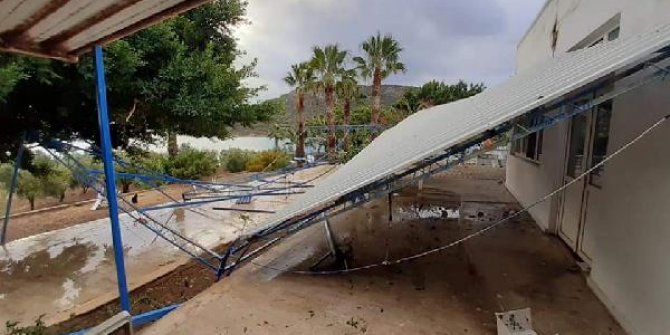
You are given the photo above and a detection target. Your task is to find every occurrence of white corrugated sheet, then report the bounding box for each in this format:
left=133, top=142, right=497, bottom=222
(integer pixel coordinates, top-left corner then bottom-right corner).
left=0, top=0, right=210, bottom=61
left=258, top=23, right=670, bottom=233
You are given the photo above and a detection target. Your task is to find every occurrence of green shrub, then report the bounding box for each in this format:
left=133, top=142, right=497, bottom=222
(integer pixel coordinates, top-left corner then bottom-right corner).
left=29, top=153, right=56, bottom=178
left=164, top=145, right=218, bottom=180
left=113, top=151, right=168, bottom=192
left=0, top=187, right=6, bottom=213
left=68, top=153, right=102, bottom=194
left=134, top=153, right=169, bottom=189
left=17, top=171, right=41, bottom=210
left=0, top=163, right=13, bottom=187
left=40, top=166, right=70, bottom=202
left=245, top=150, right=290, bottom=172
left=220, top=149, right=252, bottom=173
left=141, top=153, right=168, bottom=175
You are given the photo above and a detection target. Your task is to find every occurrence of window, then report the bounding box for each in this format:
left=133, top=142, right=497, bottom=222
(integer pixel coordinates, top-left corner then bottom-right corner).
left=570, top=16, right=621, bottom=52
left=607, top=27, right=620, bottom=41
left=589, top=100, right=612, bottom=187
left=565, top=91, right=613, bottom=185
left=587, top=26, right=620, bottom=49
left=567, top=113, right=587, bottom=178
left=589, top=37, right=604, bottom=47
left=512, top=129, right=544, bottom=162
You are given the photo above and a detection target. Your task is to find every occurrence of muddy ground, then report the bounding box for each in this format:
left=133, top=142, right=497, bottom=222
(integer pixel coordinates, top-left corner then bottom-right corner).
left=140, top=166, right=624, bottom=335
left=45, top=246, right=221, bottom=334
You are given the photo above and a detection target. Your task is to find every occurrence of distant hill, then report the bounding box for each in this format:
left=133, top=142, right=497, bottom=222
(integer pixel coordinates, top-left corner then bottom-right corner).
left=232, top=85, right=413, bottom=136
left=278, top=84, right=413, bottom=124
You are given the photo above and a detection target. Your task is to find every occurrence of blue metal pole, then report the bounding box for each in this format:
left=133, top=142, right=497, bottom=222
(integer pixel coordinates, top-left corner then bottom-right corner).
left=94, top=45, right=131, bottom=312
left=1, top=136, right=26, bottom=245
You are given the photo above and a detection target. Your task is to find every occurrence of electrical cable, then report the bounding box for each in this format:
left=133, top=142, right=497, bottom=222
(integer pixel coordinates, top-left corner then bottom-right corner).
left=248, top=114, right=669, bottom=276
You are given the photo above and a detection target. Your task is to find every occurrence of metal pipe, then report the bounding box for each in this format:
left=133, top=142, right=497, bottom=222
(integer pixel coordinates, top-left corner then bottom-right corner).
left=212, top=207, right=276, bottom=213
left=1, top=136, right=26, bottom=245
left=324, top=215, right=337, bottom=256
left=94, top=45, right=131, bottom=313
left=388, top=193, right=393, bottom=222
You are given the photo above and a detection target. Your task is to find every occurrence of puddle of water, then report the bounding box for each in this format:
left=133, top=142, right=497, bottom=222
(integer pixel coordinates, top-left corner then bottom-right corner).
left=459, top=202, right=511, bottom=224
left=396, top=205, right=460, bottom=221
left=0, top=207, right=252, bottom=325
left=58, top=278, right=81, bottom=307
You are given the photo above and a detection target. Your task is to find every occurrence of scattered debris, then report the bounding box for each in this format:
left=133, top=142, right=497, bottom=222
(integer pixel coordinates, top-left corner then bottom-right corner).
left=495, top=308, right=537, bottom=335
left=346, top=316, right=368, bottom=333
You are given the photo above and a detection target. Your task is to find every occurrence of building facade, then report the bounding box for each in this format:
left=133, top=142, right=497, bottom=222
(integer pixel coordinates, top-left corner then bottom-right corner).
left=506, top=1, right=670, bottom=334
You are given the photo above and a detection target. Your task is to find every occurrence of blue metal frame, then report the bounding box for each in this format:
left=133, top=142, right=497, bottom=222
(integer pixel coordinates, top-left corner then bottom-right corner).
left=66, top=304, right=181, bottom=335
left=1, top=134, right=26, bottom=245
left=41, top=142, right=330, bottom=278
left=94, top=45, right=131, bottom=312
left=131, top=304, right=181, bottom=327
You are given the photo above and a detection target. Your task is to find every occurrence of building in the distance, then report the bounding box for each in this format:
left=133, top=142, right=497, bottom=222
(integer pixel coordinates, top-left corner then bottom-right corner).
left=506, top=1, right=670, bottom=334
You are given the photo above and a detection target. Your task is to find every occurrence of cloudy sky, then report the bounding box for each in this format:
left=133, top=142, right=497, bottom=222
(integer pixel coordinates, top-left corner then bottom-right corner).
left=234, top=0, right=546, bottom=101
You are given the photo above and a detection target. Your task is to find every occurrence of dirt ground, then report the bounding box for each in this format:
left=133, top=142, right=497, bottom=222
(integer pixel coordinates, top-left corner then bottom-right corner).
left=139, top=166, right=625, bottom=335
left=2, top=170, right=251, bottom=242
left=45, top=246, right=222, bottom=335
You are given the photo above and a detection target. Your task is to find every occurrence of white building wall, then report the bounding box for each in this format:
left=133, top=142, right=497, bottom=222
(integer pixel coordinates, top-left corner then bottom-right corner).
left=587, top=78, right=670, bottom=335
left=507, top=1, right=670, bottom=334
left=506, top=121, right=566, bottom=231
left=517, top=0, right=670, bottom=73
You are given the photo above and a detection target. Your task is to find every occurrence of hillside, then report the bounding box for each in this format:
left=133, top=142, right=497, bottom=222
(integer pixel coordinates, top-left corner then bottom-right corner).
left=278, top=84, right=412, bottom=124
left=232, top=85, right=413, bottom=136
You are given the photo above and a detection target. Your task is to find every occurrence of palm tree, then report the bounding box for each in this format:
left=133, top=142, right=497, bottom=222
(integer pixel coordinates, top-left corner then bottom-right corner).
left=336, top=69, right=358, bottom=153
left=310, top=44, right=347, bottom=160
left=353, top=32, right=406, bottom=127
left=283, top=62, right=315, bottom=164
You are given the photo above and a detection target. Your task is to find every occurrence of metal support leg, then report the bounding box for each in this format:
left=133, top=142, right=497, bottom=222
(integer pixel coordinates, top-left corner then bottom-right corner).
left=324, top=216, right=337, bottom=256
left=1, top=137, right=25, bottom=245
left=94, top=45, right=131, bottom=313
left=388, top=193, right=393, bottom=222
left=216, top=247, right=232, bottom=280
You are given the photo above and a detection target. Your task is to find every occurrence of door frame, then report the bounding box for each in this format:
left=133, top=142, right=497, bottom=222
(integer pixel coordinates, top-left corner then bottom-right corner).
left=557, top=97, right=597, bottom=263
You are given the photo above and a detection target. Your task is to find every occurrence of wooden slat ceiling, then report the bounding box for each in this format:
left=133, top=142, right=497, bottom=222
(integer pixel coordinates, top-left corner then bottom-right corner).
left=0, top=0, right=212, bottom=62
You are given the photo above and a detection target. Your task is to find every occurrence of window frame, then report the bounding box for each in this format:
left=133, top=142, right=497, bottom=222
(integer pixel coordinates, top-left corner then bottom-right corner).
left=587, top=95, right=614, bottom=188
left=511, top=128, right=544, bottom=164
left=587, top=26, right=620, bottom=48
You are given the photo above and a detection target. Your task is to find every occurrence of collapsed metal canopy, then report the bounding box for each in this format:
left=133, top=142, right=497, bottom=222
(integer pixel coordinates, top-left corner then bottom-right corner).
left=249, top=24, right=670, bottom=242
left=0, top=0, right=211, bottom=62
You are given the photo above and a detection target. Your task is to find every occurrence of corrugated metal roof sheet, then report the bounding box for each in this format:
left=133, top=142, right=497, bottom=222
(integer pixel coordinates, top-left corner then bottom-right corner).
left=0, top=0, right=211, bottom=62
left=256, top=23, right=670, bottom=235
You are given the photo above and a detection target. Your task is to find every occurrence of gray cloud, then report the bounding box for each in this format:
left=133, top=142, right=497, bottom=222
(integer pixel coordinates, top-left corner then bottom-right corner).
left=235, top=0, right=546, bottom=101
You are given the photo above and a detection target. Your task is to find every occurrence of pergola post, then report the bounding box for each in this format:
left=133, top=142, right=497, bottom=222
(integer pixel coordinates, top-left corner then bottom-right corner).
left=1, top=135, right=25, bottom=245
left=94, top=45, right=131, bottom=313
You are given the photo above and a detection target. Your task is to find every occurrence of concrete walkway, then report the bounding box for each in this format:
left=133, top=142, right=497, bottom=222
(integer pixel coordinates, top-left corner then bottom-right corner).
left=141, top=166, right=624, bottom=335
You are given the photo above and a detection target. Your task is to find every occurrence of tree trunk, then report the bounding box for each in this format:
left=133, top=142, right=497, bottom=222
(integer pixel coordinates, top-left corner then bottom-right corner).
left=59, top=193, right=65, bottom=203
left=122, top=182, right=131, bottom=194
left=371, top=67, right=382, bottom=127
left=343, top=98, right=351, bottom=153
left=325, top=85, right=337, bottom=160
left=295, top=92, right=306, bottom=166
left=29, top=198, right=35, bottom=210
left=167, top=131, right=179, bottom=158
